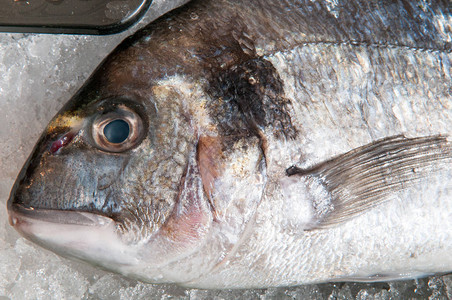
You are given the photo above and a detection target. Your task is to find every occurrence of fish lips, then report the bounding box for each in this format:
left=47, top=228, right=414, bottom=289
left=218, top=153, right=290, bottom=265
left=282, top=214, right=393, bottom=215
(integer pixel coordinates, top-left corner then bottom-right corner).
left=8, top=203, right=109, bottom=227
left=8, top=202, right=140, bottom=268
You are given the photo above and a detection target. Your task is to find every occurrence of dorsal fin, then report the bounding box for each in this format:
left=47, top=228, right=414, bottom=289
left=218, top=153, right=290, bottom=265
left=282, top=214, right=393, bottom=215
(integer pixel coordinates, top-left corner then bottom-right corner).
left=287, top=135, right=452, bottom=229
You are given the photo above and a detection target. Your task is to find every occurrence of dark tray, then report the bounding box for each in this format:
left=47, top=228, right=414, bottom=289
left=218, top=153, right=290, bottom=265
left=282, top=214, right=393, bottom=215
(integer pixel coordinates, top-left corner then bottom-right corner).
left=0, top=0, right=152, bottom=34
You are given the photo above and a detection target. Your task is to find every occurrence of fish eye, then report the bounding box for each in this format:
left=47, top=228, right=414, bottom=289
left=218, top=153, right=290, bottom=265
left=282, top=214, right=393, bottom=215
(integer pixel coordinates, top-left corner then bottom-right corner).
left=103, top=119, right=130, bottom=144
left=92, top=105, right=144, bottom=152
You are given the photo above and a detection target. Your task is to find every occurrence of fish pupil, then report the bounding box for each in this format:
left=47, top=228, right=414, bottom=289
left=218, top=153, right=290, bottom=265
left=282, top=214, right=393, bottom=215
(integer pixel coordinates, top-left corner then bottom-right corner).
left=103, top=119, right=130, bottom=144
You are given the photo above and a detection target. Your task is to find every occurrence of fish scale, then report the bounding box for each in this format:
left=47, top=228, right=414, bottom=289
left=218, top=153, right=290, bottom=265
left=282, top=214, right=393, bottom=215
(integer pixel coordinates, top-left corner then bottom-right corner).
left=266, top=44, right=451, bottom=160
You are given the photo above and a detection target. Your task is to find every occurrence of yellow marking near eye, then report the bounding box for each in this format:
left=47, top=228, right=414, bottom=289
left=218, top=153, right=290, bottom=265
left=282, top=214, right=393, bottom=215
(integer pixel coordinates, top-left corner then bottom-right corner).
left=47, top=113, right=83, bottom=133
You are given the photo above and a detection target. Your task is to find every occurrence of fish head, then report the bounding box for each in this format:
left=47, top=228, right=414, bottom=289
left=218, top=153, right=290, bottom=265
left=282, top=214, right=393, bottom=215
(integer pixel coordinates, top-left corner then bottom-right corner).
left=7, top=7, right=269, bottom=284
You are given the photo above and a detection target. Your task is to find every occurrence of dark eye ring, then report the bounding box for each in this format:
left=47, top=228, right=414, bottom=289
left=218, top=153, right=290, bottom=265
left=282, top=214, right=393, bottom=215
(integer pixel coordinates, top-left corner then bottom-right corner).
left=92, top=105, right=144, bottom=152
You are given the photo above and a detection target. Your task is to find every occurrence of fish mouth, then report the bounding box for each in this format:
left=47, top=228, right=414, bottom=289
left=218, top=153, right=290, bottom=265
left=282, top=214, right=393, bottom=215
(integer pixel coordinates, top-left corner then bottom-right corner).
left=8, top=203, right=112, bottom=228
left=8, top=203, right=139, bottom=268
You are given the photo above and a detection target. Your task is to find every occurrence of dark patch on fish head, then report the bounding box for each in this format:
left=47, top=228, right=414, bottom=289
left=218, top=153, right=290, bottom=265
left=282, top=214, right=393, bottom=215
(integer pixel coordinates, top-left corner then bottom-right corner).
left=133, top=0, right=297, bottom=141
left=206, top=56, right=297, bottom=140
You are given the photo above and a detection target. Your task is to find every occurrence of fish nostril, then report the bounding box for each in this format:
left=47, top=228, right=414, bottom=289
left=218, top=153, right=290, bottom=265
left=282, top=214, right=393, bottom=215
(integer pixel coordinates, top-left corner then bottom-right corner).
left=50, top=131, right=75, bottom=154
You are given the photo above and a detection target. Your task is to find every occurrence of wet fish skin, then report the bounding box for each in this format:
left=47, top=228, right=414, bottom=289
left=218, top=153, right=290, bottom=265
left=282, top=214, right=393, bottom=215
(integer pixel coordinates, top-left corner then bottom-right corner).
left=7, top=0, right=452, bottom=288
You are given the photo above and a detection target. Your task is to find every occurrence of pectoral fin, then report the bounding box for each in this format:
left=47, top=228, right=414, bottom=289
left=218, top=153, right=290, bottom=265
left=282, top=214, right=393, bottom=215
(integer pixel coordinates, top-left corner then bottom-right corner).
left=287, top=135, right=452, bottom=230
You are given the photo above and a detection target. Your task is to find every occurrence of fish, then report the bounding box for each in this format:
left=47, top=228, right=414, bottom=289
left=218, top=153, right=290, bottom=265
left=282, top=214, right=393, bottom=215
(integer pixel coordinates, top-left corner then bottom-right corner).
left=6, top=0, right=452, bottom=289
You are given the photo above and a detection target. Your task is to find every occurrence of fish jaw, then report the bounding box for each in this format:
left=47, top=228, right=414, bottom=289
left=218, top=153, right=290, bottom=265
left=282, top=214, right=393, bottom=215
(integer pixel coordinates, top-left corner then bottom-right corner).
left=8, top=203, right=141, bottom=269
left=6, top=146, right=220, bottom=284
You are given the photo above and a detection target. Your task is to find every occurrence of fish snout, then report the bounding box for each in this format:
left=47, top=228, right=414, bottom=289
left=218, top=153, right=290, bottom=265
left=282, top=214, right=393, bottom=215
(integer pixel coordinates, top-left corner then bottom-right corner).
left=7, top=142, right=40, bottom=222
left=7, top=124, right=74, bottom=212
